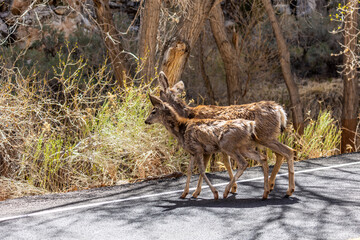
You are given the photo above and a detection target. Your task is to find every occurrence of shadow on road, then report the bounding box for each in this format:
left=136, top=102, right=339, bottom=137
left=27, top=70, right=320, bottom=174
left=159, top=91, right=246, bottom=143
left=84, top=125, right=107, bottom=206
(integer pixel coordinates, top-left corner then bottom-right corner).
left=157, top=195, right=300, bottom=212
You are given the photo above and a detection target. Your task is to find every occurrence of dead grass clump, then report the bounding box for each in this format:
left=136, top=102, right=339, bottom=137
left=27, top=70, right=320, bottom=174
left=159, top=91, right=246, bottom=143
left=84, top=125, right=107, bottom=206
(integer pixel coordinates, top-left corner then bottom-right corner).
left=0, top=177, right=47, bottom=201
left=278, top=110, right=341, bottom=161
left=0, top=47, right=113, bottom=193
left=0, top=47, right=188, bottom=200
left=300, top=79, right=343, bottom=121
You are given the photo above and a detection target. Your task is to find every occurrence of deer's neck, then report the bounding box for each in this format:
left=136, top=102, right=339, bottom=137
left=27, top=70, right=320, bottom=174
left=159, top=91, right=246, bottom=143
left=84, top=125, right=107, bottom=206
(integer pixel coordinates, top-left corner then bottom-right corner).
left=164, top=115, right=187, bottom=146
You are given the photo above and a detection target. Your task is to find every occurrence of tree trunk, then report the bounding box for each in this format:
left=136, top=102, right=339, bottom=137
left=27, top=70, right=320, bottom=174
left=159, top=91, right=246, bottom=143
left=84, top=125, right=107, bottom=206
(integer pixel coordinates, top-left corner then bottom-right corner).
left=341, top=0, right=359, bottom=153
left=209, top=3, right=242, bottom=105
left=94, top=0, right=129, bottom=88
left=161, top=0, right=220, bottom=87
left=262, top=0, right=304, bottom=134
left=138, top=0, right=161, bottom=83
left=198, top=32, right=216, bottom=105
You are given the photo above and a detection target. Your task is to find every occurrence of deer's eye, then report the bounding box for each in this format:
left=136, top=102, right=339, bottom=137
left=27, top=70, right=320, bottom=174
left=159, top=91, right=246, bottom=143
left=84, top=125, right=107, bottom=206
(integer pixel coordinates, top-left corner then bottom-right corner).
left=151, top=110, right=156, bottom=115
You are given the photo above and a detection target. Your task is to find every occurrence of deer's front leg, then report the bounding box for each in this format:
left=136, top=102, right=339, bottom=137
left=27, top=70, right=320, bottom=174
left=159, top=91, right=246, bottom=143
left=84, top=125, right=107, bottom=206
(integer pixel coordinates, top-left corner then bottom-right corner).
left=196, top=154, right=219, bottom=200
left=192, top=154, right=211, bottom=198
left=180, top=155, right=195, bottom=199
left=222, top=152, right=237, bottom=193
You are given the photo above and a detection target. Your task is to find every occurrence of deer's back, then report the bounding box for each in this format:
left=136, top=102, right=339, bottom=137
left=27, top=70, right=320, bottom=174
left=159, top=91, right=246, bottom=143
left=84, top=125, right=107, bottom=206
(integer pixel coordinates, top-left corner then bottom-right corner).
left=190, top=101, right=283, bottom=141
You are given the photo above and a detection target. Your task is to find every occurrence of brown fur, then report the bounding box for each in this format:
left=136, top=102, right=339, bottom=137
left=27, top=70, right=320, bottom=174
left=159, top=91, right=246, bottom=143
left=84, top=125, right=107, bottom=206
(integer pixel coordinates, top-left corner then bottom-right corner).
left=145, top=95, right=270, bottom=200
left=158, top=71, right=295, bottom=197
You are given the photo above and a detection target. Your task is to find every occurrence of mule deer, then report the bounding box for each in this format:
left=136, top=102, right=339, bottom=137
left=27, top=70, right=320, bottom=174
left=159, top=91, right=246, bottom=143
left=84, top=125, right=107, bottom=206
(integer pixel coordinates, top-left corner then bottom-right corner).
left=145, top=94, right=270, bottom=199
left=158, top=72, right=295, bottom=197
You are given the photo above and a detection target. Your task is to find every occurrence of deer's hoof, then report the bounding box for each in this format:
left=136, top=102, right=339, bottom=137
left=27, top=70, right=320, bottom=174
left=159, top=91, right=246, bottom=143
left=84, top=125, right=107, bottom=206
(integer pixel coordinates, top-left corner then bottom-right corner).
left=180, top=192, right=188, bottom=199
left=214, top=191, right=219, bottom=200
left=262, top=191, right=269, bottom=200
left=192, top=191, right=200, bottom=198
left=230, top=184, right=237, bottom=194
left=223, top=191, right=229, bottom=199
left=285, top=188, right=295, bottom=197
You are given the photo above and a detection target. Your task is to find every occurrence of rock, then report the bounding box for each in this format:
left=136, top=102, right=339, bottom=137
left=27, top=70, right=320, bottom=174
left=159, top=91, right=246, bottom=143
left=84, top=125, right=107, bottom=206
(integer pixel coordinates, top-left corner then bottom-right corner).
left=54, top=6, right=70, bottom=15
left=274, top=4, right=291, bottom=15
left=0, top=18, right=7, bottom=36
left=297, top=0, right=316, bottom=17
left=14, top=4, right=95, bottom=48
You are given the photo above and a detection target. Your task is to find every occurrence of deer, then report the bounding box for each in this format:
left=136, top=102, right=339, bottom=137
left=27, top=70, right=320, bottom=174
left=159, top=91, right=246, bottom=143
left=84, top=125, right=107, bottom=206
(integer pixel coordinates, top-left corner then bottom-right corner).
left=145, top=94, right=270, bottom=200
left=157, top=71, right=295, bottom=198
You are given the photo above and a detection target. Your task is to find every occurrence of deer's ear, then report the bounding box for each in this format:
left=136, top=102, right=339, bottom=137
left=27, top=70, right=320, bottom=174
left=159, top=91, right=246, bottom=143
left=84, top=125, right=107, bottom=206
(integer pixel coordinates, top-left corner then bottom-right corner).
left=158, top=71, right=169, bottom=90
left=149, top=94, right=163, bottom=107
left=172, top=81, right=185, bottom=95
left=159, top=90, right=167, bottom=101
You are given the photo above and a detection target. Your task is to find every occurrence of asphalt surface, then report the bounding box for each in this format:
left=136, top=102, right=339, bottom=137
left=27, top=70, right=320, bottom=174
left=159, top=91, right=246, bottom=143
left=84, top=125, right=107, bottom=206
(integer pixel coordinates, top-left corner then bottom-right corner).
left=1, top=153, right=360, bottom=240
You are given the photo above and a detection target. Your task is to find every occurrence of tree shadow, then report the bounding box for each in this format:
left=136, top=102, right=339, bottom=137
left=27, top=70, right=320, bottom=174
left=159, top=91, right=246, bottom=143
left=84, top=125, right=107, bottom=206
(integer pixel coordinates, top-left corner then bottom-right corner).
left=157, top=194, right=300, bottom=212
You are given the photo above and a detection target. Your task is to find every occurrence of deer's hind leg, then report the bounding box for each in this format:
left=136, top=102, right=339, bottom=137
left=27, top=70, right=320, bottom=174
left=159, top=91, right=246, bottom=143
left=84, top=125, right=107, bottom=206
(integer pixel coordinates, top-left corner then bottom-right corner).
left=243, top=150, right=270, bottom=199
left=269, top=153, right=284, bottom=192
left=223, top=151, right=248, bottom=199
left=260, top=139, right=295, bottom=197
left=192, top=153, right=211, bottom=198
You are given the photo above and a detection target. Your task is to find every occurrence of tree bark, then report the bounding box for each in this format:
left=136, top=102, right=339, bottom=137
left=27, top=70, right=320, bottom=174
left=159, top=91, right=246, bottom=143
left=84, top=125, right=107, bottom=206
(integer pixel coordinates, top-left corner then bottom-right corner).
left=198, top=32, right=216, bottom=105
left=262, top=0, right=304, bottom=134
left=138, top=0, right=161, bottom=83
left=94, top=0, right=129, bottom=88
left=341, top=0, right=359, bottom=153
left=209, top=3, right=242, bottom=105
left=161, top=0, right=220, bottom=87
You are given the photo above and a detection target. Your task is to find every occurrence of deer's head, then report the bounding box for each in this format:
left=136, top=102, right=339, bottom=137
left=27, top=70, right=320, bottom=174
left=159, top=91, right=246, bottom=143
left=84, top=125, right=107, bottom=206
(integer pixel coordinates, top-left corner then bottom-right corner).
left=145, top=94, right=164, bottom=125
left=145, top=94, right=177, bottom=125
left=145, top=93, right=185, bottom=137
left=158, top=71, right=188, bottom=117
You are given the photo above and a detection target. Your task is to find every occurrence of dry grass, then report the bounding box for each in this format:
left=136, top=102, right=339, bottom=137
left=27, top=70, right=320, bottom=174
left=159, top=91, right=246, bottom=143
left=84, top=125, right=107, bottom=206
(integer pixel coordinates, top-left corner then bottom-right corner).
left=242, top=77, right=344, bottom=123
left=279, top=110, right=341, bottom=161
left=0, top=177, right=47, bottom=201
left=300, top=79, right=343, bottom=121
left=0, top=47, right=188, bottom=200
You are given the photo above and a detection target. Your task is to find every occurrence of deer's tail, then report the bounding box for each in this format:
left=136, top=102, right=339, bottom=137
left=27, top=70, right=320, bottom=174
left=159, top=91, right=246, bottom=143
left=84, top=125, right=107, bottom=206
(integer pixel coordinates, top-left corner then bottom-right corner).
left=278, top=106, right=287, bottom=133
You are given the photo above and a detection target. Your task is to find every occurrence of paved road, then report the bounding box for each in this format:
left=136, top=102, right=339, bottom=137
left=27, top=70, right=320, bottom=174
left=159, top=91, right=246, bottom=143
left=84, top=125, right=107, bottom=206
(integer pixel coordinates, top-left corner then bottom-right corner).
left=1, top=153, right=360, bottom=240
